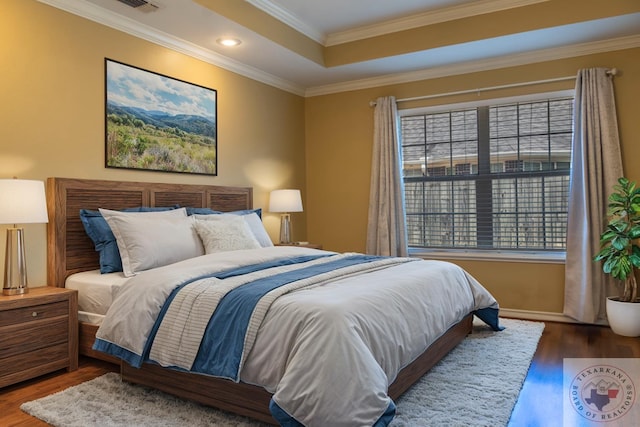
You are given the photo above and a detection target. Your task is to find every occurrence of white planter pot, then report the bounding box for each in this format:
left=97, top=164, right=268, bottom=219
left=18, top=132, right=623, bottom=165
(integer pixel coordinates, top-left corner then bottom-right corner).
left=606, top=297, right=640, bottom=337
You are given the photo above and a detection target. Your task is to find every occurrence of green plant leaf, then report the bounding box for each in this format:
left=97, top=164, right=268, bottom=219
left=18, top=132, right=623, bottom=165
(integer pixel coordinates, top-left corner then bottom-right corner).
left=596, top=177, right=640, bottom=282
left=599, top=230, right=617, bottom=243
left=603, top=257, right=614, bottom=274
left=619, top=257, right=632, bottom=280
left=630, top=253, right=640, bottom=268
left=610, top=221, right=627, bottom=233
left=610, top=193, right=626, bottom=204
left=594, top=246, right=613, bottom=261
left=612, top=236, right=630, bottom=250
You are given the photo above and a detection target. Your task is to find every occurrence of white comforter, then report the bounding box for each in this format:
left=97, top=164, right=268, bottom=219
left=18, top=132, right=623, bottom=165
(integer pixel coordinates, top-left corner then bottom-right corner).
left=95, top=246, right=499, bottom=427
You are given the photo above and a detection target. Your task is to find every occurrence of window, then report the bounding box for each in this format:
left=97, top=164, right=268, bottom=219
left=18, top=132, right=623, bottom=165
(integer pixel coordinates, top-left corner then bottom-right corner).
left=400, top=94, right=573, bottom=251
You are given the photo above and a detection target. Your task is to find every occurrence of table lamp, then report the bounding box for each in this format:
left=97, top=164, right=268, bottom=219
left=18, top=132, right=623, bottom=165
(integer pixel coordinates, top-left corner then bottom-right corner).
left=0, top=179, right=49, bottom=295
left=269, top=189, right=303, bottom=244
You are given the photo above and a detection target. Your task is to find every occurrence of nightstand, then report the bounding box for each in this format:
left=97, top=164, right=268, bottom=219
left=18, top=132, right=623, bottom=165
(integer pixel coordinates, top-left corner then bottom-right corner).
left=0, top=287, right=78, bottom=388
left=276, top=242, right=323, bottom=250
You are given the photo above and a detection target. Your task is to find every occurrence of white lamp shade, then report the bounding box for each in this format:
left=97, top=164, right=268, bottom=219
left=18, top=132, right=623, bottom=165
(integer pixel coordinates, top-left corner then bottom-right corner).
left=269, top=189, right=303, bottom=213
left=0, top=179, right=49, bottom=224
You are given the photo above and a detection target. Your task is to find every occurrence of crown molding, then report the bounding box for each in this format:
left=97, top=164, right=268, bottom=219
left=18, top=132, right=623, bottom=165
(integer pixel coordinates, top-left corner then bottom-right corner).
left=245, top=0, right=325, bottom=44
left=34, top=1, right=640, bottom=99
left=305, top=34, right=640, bottom=97
left=246, top=0, right=549, bottom=47
left=36, top=0, right=306, bottom=96
left=324, top=0, right=549, bottom=46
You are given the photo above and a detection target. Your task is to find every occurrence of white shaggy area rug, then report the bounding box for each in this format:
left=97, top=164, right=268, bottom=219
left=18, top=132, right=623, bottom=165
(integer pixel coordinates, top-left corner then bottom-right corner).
left=21, top=318, right=543, bottom=427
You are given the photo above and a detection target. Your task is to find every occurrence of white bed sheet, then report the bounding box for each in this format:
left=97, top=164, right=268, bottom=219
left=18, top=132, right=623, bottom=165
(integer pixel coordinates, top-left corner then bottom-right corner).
left=65, top=269, right=129, bottom=325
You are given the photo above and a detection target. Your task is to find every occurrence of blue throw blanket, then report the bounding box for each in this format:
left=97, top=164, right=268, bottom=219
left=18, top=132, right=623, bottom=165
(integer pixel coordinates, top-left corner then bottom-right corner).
left=191, top=254, right=397, bottom=380
left=94, top=254, right=332, bottom=365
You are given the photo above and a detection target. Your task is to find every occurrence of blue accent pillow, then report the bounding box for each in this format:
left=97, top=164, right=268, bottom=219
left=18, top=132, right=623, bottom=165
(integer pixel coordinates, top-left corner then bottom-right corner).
left=185, top=207, right=223, bottom=215
left=80, top=206, right=178, bottom=274
left=185, top=207, right=261, bottom=219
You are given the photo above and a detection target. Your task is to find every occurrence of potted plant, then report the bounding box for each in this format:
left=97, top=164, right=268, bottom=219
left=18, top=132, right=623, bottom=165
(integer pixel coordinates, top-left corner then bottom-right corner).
left=594, top=177, right=640, bottom=336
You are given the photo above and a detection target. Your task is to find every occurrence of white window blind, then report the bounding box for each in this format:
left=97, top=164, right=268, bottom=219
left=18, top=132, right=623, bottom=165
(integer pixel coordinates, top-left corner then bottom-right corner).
left=401, top=96, right=573, bottom=251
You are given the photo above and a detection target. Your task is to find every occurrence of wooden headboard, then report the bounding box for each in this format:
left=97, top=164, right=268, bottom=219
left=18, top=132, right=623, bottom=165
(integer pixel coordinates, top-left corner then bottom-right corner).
left=46, top=177, right=253, bottom=288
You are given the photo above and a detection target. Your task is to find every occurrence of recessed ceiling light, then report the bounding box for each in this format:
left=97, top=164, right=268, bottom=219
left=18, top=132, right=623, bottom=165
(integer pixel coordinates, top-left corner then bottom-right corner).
left=216, top=38, right=242, bottom=47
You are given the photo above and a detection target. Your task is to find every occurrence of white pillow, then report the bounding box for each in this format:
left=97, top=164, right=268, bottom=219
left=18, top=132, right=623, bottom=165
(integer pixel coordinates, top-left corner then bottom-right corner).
left=194, top=212, right=273, bottom=247
left=242, top=212, right=274, bottom=247
left=194, top=216, right=261, bottom=253
left=99, top=208, right=204, bottom=277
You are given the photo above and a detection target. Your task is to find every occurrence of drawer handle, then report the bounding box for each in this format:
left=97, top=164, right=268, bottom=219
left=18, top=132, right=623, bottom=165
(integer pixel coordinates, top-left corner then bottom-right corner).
left=32, top=311, right=38, bottom=317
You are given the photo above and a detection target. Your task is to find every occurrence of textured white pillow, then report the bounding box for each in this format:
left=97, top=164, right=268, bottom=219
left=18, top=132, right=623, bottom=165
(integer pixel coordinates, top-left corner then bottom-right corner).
left=194, top=212, right=273, bottom=247
left=194, top=216, right=261, bottom=253
left=99, top=208, right=204, bottom=277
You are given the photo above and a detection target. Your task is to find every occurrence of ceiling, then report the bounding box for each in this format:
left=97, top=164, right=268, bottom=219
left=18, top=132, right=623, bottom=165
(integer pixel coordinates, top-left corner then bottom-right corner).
left=39, top=0, right=640, bottom=96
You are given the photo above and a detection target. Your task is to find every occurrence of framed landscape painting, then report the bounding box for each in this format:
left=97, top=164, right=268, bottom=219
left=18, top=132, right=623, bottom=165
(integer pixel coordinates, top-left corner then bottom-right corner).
left=105, top=59, right=217, bottom=175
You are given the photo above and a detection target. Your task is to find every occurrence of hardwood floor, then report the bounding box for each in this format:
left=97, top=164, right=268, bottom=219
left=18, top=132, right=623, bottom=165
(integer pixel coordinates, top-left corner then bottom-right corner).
left=508, top=321, right=640, bottom=427
left=1, top=321, right=638, bottom=426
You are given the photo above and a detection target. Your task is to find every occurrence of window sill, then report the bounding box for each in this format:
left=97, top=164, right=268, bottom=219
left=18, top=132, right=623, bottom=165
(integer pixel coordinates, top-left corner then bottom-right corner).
left=408, top=248, right=566, bottom=264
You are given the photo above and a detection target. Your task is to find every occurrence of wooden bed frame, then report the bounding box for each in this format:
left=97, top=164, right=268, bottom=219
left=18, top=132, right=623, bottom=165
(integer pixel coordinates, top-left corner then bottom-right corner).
left=47, top=176, right=473, bottom=425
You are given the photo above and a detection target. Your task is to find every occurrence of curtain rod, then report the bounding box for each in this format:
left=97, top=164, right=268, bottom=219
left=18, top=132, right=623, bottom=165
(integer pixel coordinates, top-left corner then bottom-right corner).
left=369, top=68, right=618, bottom=106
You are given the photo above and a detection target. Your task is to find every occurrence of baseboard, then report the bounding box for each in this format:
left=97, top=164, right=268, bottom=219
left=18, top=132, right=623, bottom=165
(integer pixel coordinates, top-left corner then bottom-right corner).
left=499, top=308, right=608, bottom=325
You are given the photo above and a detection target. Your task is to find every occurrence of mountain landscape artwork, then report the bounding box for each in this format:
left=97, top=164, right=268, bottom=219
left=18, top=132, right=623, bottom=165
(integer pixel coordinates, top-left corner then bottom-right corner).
left=105, top=59, right=217, bottom=175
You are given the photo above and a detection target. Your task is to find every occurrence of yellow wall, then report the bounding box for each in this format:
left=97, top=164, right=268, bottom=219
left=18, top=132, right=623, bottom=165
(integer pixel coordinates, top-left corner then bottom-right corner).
left=0, top=0, right=306, bottom=286
left=305, top=48, right=640, bottom=314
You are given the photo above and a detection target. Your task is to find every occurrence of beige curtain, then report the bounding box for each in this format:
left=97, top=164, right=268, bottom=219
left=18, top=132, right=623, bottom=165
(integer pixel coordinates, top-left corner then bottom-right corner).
left=564, top=68, right=622, bottom=323
left=366, top=96, right=408, bottom=257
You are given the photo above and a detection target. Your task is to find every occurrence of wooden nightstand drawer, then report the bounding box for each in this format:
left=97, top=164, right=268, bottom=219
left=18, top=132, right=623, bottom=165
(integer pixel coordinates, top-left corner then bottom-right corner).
left=0, top=301, right=68, bottom=327
left=1, top=343, right=70, bottom=388
left=0, top=287, right=78, bottom=388
left=0, top=316, right=69, bottom=359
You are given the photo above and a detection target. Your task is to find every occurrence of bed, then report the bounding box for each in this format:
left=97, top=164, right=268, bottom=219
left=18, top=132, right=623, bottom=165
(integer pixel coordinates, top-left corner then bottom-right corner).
left=46, top=177, right=500, bottom=426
